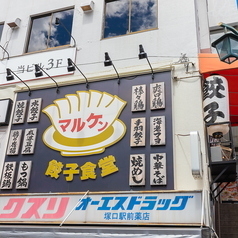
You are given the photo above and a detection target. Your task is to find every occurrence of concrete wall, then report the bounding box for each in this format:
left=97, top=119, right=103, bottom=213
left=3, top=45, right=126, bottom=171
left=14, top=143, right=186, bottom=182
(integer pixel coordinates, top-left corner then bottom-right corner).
left=0, top=0, right=209, bottom=196
left=0, top=0, right=200, bottom=68
left=207, top=0, right=238, bottom=28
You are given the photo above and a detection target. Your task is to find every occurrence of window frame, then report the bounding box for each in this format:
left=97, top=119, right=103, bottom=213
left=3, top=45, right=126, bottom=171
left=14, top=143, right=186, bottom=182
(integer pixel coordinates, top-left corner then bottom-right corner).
left=102, top=0, right=158, bottom=39
left=0, top=23, right=4, bottom=42
left=25, top=7, right=74, bottom=54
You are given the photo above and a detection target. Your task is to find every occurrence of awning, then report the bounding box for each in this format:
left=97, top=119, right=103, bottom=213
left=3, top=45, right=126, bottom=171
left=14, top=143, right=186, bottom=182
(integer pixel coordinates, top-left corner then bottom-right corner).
left=199, top=53, right=238, bottom=126
left=0, top=225, right=210, bottom=238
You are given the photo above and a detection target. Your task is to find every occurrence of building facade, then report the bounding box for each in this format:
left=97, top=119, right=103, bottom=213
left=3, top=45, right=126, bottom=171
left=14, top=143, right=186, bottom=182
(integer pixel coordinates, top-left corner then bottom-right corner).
left=200, top=1, right=238, bottom=237
left=0, top=0, right=230, bottom=237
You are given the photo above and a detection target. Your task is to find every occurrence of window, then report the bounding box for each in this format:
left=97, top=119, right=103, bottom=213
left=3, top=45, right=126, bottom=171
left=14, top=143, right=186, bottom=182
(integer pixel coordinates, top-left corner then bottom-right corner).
left=0, top=23, right=4, bottom=41
left=103, top=0, right=157, bottom=39
left=26, top=9, right=74, bottom=53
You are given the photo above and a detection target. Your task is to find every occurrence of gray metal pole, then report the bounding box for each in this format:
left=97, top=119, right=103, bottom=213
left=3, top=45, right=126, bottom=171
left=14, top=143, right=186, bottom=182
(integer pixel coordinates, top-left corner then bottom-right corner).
left=60, top=190, right=89, bottom=227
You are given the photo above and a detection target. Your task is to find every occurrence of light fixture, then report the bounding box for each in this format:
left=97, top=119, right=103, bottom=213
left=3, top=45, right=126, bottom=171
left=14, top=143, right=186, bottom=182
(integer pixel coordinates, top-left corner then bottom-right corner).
left=34, top=65, right=59, bottom=93
left=55, top=17, right=76, bottom=47
left=6, top=68, right=31, bottom=96
left=0, top=45, right=9, bottom=60
left=7, top=18, right=21, bottom=28
left=67, top=58, right=89, bottom=88
left=138, top=44, right=154, bottom=80
left=35, top=65, right=43, bottom=77
left=212, top=22, right=238, bottom=64
left=81, top=1, right=94, bottom=12
left=104, top=52, right=120, bottom=84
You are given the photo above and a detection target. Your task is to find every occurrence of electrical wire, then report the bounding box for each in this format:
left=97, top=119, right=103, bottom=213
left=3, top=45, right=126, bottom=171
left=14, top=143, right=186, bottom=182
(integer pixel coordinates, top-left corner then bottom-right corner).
left=1, top=51, right=235, bottom=79
left=0, top=27, right=13, bottom=60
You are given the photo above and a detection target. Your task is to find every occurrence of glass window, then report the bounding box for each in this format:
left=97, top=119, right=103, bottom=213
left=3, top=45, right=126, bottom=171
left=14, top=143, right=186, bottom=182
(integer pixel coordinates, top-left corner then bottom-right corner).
left=0, top=24, right=4, bottom=41
left=210, top=26, right=238, bottom=54
left=210, top=30, right=224, bottom=54
left=103, top=0, right=157, bottom=39
left=26, top=9, right=74, bottom=53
